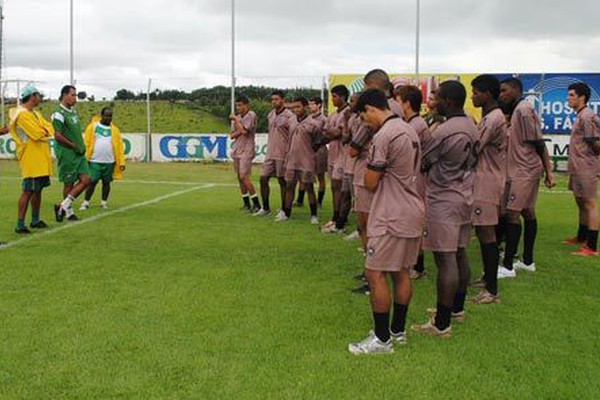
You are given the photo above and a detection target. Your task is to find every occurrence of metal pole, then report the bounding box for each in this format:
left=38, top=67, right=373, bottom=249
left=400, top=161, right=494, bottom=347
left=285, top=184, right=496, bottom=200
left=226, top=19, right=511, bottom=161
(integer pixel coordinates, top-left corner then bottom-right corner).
left=16, top=80, right=20, bottom=107
left=146, top=78, right=152, bottom=162
left=70, top=0, right=74, bottom=85
left=0, top=3, right=4, bottom=126
left=415, top=0, right=420, bottom=83
left=230, top=0, right=235, bottom=114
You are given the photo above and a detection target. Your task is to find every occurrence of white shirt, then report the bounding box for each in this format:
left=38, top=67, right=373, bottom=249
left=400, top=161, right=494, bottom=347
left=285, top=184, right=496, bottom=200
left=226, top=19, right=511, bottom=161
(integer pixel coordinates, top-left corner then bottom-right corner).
left=90, top=123, right=115, bottom=163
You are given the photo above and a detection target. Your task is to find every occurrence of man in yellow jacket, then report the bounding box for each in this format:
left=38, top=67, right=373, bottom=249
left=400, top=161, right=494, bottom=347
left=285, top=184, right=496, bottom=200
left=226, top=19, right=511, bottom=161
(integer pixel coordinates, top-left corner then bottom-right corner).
left=79, top=107, right=125, bottom=210
left=9, top=86, right=53, bottom=234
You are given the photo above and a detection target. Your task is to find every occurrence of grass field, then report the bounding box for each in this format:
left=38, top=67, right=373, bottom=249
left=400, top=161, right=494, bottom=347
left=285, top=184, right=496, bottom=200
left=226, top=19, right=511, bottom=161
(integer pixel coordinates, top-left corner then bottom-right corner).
left=0, top=160, right=599, bottom=399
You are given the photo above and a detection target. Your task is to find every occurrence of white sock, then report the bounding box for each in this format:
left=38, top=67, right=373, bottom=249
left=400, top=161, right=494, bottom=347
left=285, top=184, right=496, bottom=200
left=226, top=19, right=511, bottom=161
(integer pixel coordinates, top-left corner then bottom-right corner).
left=100, top=200, right=107, bottom=206
left=61, top=195, right=75, bottom=209
left=82, top=200, right=90, bottom=206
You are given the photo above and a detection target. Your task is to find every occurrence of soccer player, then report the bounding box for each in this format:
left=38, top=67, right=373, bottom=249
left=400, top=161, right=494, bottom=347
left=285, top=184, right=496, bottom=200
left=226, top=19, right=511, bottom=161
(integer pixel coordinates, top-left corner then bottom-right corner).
left=564, top=82, right=600, bottom=256
left=412, top=81, right=478, bottom=337
left=398, top=85, right=431, bottom=280
left=469, top=75, right=508, bottom=304
left=53, top=85, right=91, bottom=222
left=79, top=107, right=126, bottom=210
left=255, top=90, right=293, bottom=217
left=424, top=91, right=445, bottom=131
left=8, top=86, right=53, bottom=234
left=309, top=97, right=328, bottom=208
left=322, top=85, right=350, bottom=232
left=230, top=95, right=261, bottom=213
left=497, top=78, right=555, bottom=278
left=278, top=97, right=324, bottom=223
left=348, top=89, right=423, bottom=355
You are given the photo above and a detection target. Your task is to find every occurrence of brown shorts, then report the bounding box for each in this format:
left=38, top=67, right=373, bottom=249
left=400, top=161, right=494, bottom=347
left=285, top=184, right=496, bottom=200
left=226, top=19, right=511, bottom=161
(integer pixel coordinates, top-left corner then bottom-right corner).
left=423, top=222, right=471, bottom=252
left=233, top=157, right=253, bottom=176
left=569, top=174, right=598, bottom=200
left=285, top=168, right=314, bottom=184
left=315, top=148, right=328, bottom=175
left=354, top=185, right=374, bottom=214
left=330, top=161, right=344, bottom=181
left=505, top=179, right=540, bottom=212
left=472, top=201, right=500, bottom=226
left=262, top=159, right=286, bottom=178
left=366, top=235, right=421, bottom=272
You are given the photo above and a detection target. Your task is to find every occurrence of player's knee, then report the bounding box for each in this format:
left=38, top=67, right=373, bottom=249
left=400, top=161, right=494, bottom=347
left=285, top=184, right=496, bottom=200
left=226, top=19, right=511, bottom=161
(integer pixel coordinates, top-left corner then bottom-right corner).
left=80, top=175, right=91, bottom=187
left=522, top=208, right=535, bottom=220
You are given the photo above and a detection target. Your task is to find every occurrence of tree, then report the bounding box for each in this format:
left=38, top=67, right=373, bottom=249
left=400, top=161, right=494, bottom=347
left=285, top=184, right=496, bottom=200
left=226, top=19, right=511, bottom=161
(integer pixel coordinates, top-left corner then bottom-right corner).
left=77, top=91, right=87, bottom=100
left=114, top=89, right=136, bottom=101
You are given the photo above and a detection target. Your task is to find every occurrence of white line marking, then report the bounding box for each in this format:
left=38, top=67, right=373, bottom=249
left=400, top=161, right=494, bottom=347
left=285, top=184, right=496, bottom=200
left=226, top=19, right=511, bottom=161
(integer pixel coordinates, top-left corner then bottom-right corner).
left=0, top=184, right=215, bottom=250
left=0, top=176, right=238, bottom=187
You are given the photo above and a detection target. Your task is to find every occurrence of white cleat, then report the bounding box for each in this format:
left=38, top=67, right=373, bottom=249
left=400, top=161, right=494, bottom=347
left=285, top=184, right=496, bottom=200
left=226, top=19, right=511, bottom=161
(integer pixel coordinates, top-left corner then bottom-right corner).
left=390, top=331, right=407, bottom=345
left=252, top=208, right=270, bottom=217
left=497, top=266, right=516, bottom=279
left=343, top=230, right=360, bottom=241
left=348, top=331, right=394, bottom=355
left=79, top=201, right=90, bottom=211
left=513, top=260, right=536, bottom=272
left=274, top=212, right=289, bottom=222
left=100, top=201, right=109, bottom=210
left=310, top=216, right=319, bottom=225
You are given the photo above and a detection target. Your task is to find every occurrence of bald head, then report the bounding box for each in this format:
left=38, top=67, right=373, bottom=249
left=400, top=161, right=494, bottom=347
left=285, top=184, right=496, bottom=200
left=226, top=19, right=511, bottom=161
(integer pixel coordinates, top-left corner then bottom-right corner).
left=364, top=69, right=392, bottom=95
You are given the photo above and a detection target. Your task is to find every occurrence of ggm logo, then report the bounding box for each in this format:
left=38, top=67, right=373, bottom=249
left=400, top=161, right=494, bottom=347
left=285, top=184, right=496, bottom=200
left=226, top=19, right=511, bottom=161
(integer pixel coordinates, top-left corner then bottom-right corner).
left=159, top=135, right=228, bottom=159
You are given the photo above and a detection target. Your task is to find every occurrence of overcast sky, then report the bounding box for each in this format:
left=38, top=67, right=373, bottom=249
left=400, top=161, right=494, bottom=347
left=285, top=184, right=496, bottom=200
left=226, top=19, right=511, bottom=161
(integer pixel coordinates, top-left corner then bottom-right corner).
left=3, top=0, right=600, bottom=99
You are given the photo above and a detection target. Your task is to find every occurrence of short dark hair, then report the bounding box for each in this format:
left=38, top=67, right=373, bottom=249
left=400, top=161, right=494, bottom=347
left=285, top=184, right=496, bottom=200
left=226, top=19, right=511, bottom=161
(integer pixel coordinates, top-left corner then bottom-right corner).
left=355, top=89, right=390, bottom=113
left=235, top=95, right=250, bottom=104
left=294, top=96, right=309, bottom=107
left=100, top=107, right=112, bottom=116
left=438, top=80, right=467, bottom=109
left=271, top=90, right=285, bottom=99
left=568, top=82, right=591, bottom=103
left=500, top=77, right=523, bottom=94
left=60, top=85, right=76, bottom=100
left=310, top=96, right=323, bottom=105
left=331, top=85, right=349, bottom=101
left=472, top=74, right=501, bottom=100
left=397, top=85, right=423, bottom=113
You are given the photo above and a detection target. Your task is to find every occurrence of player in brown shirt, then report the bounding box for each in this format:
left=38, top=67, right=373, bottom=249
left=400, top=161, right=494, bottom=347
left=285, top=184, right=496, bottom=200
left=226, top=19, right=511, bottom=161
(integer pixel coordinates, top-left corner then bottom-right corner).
left=255, top=90, right=293, bottom=217
left=310, top=97, right=329, bottom=208
left=497, top=78, right=555, bottom=278
left=348, top=89, right=423, bottom=354
left=230, top=95, right=261, bottom=213
left=564, top=82, right=600, bottom=256
left=469, top=75, right=507, bottom=304
left=412, top=81, right=478, bottom=338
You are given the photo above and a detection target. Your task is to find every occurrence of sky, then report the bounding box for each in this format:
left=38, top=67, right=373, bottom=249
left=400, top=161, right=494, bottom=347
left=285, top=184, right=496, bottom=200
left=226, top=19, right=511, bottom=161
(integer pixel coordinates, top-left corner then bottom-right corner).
left=3, top=0, right=600, bottom=99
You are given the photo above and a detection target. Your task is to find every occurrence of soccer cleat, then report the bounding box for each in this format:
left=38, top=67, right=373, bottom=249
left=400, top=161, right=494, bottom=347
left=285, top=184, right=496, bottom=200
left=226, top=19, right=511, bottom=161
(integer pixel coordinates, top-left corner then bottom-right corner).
left=252, top=208, right=270, bottom=217
left=353, top=272, right=366, bottom=281
left=348, top=331, right=394, bottom=355
left=562, top=237, right=585, bottom=245
left=513, top=260, right=536, bottom=272
left=54, top=204, right=65, bottom=222
left=274, top=213, right=289, bottom=222
left=79, top=201, right=90, bottom=211
left=469, top=290, right=500, bottom=305
left=67, top=214, right=79, bottom=221
left=30, top=220, right=49, bottom=229
left=321, top=225, right=344, bottom=234
left=100, top=201, right=109, bottom=210
left=411, top=317, right=452, bottom=338
left=310, top=216, right=319, bottom=225
left=427, top=308, right=466, bottom=323
left=14, top=226, right=32, bottom=234
left=410, top=269, right=427, bottom=280
left=250, top=205, right=261, bottom=214
left=351, top=284, right=370, bottom=295
left=469, top=276, right=486, bottom=288
left=390, top=331, right=407, bottom=345
left=497, top=266, right=516, bottom=279
left=239, top=205, right=252, bottom=212
left=572, top=244, right=599, bottom=257
left=273, top=210, right=286, bottom=220
left=322, top=220, right=335, bottom=229
left=343, top=230, right=360, bottom=241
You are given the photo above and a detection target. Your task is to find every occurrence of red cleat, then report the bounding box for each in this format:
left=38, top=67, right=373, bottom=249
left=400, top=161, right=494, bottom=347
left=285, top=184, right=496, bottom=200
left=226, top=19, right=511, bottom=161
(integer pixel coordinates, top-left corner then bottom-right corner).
left=562, top=237, right=585, bottom=245
left=572, top=245, right=599, bottom=257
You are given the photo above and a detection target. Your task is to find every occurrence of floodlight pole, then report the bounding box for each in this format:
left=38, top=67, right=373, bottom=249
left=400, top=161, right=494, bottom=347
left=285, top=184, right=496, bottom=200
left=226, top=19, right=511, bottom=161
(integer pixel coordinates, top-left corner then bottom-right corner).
left=415, top=0, right=420, bottom=83
left=70, top=0, right=74, bottom=85
left=0, top=3, right=4, bottom=126
left=230, top=0, right=236, bottom=115
left=146, top=78, right=152, bottom=162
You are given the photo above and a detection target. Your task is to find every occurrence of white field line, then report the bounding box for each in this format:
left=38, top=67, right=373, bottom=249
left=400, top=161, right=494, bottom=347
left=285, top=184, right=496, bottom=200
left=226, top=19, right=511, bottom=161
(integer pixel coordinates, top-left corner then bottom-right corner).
left=0, top=184, right=215, bottom=250
left=0, top=176, right=238, bottom=187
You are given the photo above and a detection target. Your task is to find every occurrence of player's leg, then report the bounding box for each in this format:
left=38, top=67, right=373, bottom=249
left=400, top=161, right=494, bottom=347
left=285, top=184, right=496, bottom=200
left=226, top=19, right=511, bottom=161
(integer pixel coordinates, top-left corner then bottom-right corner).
left=336, top=177, right=352, bottom=231
left=281, top=171, right=297, bottom=219
left=317, top=173, right=326, bottom=208
left=258, top=161, right=273, bottom=214
left=101, top=180, right=111, bottom=209
left=499, top=209, right=521, bottom=277
left=453, top=246, right=471, bottom=316
left=305, top=177, right=318, bottom=223
left=472, top=225, right=500, bottom=303
left=295, top=181, right=306, bottom=207
left=390, top=269, right=412, bottom=339
left=241, top=171, right=261, bottom=213
left=234, top=158, right=251, bottom=211
left=431, top=251, right=458, bottom=332
left=578, top=198, right=599, bottom=254
left=16, top=187, right=34, bottom=233
left=519, top=207, right=537, bottom=269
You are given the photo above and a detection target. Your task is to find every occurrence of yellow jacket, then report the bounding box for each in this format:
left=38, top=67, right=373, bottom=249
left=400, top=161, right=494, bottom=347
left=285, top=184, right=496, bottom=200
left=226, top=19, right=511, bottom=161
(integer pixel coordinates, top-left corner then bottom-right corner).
left=84, top=117, right=126, bottom=180
left=9, top=106, right=54, bottom=178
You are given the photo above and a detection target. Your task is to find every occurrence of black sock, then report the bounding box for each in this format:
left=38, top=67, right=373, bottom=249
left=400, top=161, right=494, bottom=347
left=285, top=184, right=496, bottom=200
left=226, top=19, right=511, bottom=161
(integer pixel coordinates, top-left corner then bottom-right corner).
left=503, top=223, right=522, bottom=270
left=296, top=190, right=305, bottom=204
left=309, top=202, right=317, bottom=217
left=335, top=215, right=347, bottom=230
left=332, top=211, right=339, bottom=223
left=413, top=254, right=425, bottom=273
left=318, top=190, right=325, bottom=206
left=373, top=312, right=390, bottom=342
left=390, top=303, right=409, bottom=334
left=262, top=197, right=270, bottom=212
left=434, top=303, right=451, bottom=330
left=242, top=195, right=251, bottom=208
left=523, top=219, right=537, bottom=266
left=251, top=195, right=261, bottom=208
left=578, top=224, right=589, bottom=242
left=587, top=230, right=599, bottom=251
left=283, top=207, right=292, bottom=218
left=496, top=216, right=507, bottom=247
left=481, top=242, right=499, bottom=295
left=452, top=291, right=467, bottom=314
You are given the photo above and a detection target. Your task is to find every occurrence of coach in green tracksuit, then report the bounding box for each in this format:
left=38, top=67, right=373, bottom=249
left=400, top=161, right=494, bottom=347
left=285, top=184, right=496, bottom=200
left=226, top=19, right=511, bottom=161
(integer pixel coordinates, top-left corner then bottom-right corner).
left=52, top=85, right=90, bottom=222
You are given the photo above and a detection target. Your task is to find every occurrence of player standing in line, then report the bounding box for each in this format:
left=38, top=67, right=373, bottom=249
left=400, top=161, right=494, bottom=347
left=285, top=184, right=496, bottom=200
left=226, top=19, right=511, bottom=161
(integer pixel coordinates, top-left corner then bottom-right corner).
left=348, top=89, right=423, bottom=354
left=496, top=78, right=555, bottom=278
left=309, top=97, right=329, bottom=209
left=53, top=85, right=90, bottom=222
left=79, top=107, right=126, bottom=211
left=412, top=81, right=478, bottom=337
left=563, top=82, right=600, bottom=256
left=255, top=91, right=293, bottom=217
left=424, top=90, right=445, bottom=132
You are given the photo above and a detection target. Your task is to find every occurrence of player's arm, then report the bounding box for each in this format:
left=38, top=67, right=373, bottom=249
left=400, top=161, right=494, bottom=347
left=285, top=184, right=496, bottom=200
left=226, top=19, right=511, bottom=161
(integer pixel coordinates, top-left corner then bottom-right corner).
left=17, top=113, right=51, bottom=141
left=521, top=112, right=555, bottom=188
left=52, top=112, right=80, bottom=151
left=0, top=126, right=8, bottom=136
left=365, top=135, right=388, bottom=192
left=583, top=116, right=600, bottom=155
left=349, top=124, right=370, bottom=158
left=421, top=134, right=442, bottom=173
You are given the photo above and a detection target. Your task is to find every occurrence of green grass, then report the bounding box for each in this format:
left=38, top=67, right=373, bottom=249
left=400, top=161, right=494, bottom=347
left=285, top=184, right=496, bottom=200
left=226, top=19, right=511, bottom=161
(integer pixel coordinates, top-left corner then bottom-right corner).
left=0, top=160, right=599, bottom=398
left=5, top=101, right=231, bottom=133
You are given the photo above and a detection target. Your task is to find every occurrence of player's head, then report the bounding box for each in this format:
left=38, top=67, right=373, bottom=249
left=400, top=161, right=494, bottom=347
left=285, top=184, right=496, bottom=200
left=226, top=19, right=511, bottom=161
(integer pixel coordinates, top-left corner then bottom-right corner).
left=20, top=85, right=41, bottom=107
left=471, top=74, right=500, bottom=108
left=331, top=85, right=349, bottom=108
left=567, top=82, right=591, bottom=109
left=235, top=95, right=250, bottom=115
left=292, top=96, right=309, bottom=118
left=364, top=69, right=392, bottom=95
left=436, top=80, right=466, bottom=117
left=99, top=107, right=113, bottom=125
left=355, top=88, right=391, bottom=130
left=308, top=96, right=323, bottom=114
left=60, top=85, right=77, bottom=107
left=397, top=85, right=423, bottom=115
left=499, top=77, right=523, bottom=105
left=349, top=92, right=360, bottom=110
left=271, top=90, right=286, bottom=110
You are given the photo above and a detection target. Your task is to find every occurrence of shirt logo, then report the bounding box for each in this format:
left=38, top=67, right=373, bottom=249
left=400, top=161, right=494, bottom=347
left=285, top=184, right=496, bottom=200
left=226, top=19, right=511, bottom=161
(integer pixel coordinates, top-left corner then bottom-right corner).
left=367, top=247, right=375, bottom=257
left=475, top=208, right=482, bottom=216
